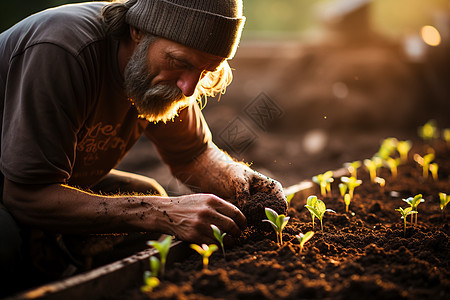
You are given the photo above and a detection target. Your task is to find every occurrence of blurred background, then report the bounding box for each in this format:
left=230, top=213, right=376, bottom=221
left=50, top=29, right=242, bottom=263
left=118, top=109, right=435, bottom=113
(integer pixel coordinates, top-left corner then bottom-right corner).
left=2, top=0, right=449, bottom=191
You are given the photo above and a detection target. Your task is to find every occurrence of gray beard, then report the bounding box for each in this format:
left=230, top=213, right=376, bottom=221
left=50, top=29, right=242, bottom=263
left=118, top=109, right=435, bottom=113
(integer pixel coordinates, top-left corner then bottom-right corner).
left=124, top=36, right=190, bottom=122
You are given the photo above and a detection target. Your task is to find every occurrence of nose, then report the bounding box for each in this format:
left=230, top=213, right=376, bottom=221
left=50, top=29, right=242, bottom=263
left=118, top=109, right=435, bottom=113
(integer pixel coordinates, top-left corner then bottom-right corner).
left=177, top=71, right=204, bottom=97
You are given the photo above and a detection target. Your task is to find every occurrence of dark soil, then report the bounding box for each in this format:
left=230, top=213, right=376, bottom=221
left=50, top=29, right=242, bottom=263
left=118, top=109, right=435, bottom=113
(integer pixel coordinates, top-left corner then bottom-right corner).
left=112, top=140, right=450, bottom=299
left=239, top=191, right=287, bottom=229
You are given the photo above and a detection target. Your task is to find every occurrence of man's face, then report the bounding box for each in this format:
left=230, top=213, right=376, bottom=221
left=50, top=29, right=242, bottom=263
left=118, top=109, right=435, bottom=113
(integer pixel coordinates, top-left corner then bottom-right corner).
left=124, top=36, right=224, bottom=122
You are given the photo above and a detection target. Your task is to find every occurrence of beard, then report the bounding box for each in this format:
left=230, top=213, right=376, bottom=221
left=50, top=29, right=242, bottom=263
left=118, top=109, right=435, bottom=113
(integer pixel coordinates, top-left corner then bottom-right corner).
left=124, top=36, right=193, bottom=123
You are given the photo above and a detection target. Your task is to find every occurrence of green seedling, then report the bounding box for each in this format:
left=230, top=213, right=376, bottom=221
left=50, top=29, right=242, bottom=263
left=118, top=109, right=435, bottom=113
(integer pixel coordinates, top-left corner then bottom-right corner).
left=286, top=193, right=295, bottom=209
left=364, top=157, right=382, bottom=183
left=340, top=176, right=362, bottom=199
left=396, top=207, right=417, bottom=237
left=414, top=153, right=435, bottom=179
left=312, top=171, right=334, bottom=197
left=397, top=140, right=412, bottom=162
left=343, top=160, right=361, bottom=178
left=295, top=231, right=314, bottom=254
left=141, top=256, right=161, bottom=293
left=443, top=129, right=450, bottom=146
left=211, top=224, right=226, bottom=259
left=418, top=120, right=439, bottom=142
left=304, top=195, right=335, bottom=232
left=339, top=183, right=347, bottom=197
left=429, top=163, right=438, bottom=181
left=190, top=243, right=218, bottom=270
left=385, top=157, right=400, bottom=178
left=402, top=194, right=424, bottom=225
left=374, top=177, right=385, bottom=193
left=376, top=137, right=398, bottom=160
left=439, top=192, right=449, bottom=212
left=263, top=207, right=290, bottom=246
left=147, top=235, right=172, bottom=277
left=344, top=193, right=351, bottom=213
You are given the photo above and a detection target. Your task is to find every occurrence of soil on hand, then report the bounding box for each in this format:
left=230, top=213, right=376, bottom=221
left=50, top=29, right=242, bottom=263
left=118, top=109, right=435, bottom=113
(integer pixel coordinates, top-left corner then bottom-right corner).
left=115, top=140, right=450, bottom=300
left=239, top=191, right=287, bottom=229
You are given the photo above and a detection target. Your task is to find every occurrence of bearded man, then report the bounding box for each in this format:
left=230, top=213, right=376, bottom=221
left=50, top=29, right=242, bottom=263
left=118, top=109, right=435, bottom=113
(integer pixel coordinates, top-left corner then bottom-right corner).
left=0, top=0, right=285, bottom=294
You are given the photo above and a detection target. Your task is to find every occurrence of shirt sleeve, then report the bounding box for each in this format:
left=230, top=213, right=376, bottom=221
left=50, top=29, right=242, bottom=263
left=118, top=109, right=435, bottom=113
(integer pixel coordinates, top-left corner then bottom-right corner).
left=144, top=102, right=212, bottom=166
left=1, top=43, right=89, bottom=184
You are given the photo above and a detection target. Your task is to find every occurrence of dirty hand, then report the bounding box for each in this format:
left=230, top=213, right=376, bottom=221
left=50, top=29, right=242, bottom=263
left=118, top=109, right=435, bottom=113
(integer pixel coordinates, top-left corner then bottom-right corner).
left=161, top=194, right=246, bottom=244
left=225, top=163, right=286, bottom=210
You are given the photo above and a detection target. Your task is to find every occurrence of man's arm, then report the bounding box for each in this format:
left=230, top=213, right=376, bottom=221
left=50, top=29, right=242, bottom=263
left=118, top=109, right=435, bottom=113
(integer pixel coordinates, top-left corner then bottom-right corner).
left=2, top=178, right=245, bottom=243
left=169, top=142, right=286, bottom=206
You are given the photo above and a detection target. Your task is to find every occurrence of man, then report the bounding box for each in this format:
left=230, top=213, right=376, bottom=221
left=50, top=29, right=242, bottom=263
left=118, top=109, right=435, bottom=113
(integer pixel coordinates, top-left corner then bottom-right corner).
left=0, top=0, right=285, bottom=293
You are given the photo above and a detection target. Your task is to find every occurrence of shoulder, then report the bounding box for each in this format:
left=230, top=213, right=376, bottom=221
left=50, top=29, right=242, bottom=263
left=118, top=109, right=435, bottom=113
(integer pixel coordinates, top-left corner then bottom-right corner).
left=2, top=2, right=109, bottom=58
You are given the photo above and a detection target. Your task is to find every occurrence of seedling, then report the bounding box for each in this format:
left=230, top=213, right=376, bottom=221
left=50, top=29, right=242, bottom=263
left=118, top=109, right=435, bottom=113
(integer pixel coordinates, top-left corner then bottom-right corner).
left=343, top=160, right=361, bottom=178
left=286, top=193, right=295, bottom=209
left=263, top=207, right=290, bottom=246
left=344, top=194, right=351, bottom=213
left=418, top=120, right=439, bottom=142
left=141, top=256, right=161, bottom=293
left=414, top=153, right=435, bottom=179
left=374, top=177, right=385, bottom=193
left=402, top=194, right=424, bottom=225
left=364, top=157, right=382, bottom=183
left=443, top=128, right=450, bottom=146
left=211, top=224, right=226, bottom=259
left=304, top=195, right=335, bottom=232
left=340, top=176, right=362, bottom=199
left=439, top=192, right=449, bottom=211
left=397, top=140, right=412, bottom=162
left=312, top=171, right=334, bottom=197
left=295, top=231, right=314, bottom=254
left=147, top=235, right=172, bottom=277
left=396, top=207, right=417, bottom=236
left=190, top=243, right=218, bottom=270
left=339, top=183, right=347, bottom=197
left=384, top=157, right=400, bottom=178
left=376, top=137, right=398, bottom=160
left=429, top=163, right=438, bottom=181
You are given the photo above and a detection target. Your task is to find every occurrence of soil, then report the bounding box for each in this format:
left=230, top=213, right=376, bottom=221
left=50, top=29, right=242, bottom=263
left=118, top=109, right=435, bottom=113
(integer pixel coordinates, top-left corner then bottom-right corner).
left=110, top=140, right=450, bottom=300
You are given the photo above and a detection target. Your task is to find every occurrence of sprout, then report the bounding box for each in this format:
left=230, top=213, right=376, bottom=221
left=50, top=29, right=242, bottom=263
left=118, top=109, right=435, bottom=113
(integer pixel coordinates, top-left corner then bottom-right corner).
left=384, top=157, right=400, bottom=178
left=304, top=195, right=335, bottom=232
left=397, top=140, right=412, bottom=163
left=439, top=193, right=449, bottom=211
left=343, top=160, right=361, bottom=178
left=338, top=183, right=347, bottom=197
left=312, top=171, right=334, bottom=197
left=344, top=193, right=351, bottom=213
left=190, top=244, right=218, bottom=270
left=340, top=176, right=362, bottom=199
left=402, top=194, right=425, bottom=225
left=376, top=137, right=398, bottom=160
left=374, top=177, right=385, bottom=193
left=418, top=120, right=439, bottom=142
left=286, top=193, right=295, bottom=209
left=263, top=207, right=290, bottom=246
left=295, top=231, right=314, bottom=254
left=429, top=163, right=438, bottom=181
left=210, top=224, right=226, bottom=259
left=443, top=129, right=450, bottom=146
left=414, top=153, right=435, bottom=179
left=147, top=235, right=172, bottom=277
left=364, top=157, right=383, bottom=183
left=141, top=256, right=161, bottom=293
left=396, top=207, right=418, bottom=237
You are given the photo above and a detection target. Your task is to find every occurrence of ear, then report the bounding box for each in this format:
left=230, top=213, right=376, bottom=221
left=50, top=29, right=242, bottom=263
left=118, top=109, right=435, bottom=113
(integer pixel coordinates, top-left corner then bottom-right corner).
left=129, top=26, right=143, bottom=44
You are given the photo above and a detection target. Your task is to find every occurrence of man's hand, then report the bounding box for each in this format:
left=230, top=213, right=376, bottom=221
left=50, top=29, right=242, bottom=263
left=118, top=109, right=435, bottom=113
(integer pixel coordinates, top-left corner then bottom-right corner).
left=160, top=194, right=246, bottom=244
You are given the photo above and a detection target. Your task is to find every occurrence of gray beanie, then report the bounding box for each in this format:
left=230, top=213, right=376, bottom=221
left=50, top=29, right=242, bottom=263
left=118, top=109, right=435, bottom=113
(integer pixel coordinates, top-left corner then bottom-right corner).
left=125, top=0, right=246, bottom=59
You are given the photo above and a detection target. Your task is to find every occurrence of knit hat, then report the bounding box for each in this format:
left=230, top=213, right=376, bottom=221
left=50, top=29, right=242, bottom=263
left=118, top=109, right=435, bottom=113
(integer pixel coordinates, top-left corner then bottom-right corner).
left=125, top=0, right=245, bottom=59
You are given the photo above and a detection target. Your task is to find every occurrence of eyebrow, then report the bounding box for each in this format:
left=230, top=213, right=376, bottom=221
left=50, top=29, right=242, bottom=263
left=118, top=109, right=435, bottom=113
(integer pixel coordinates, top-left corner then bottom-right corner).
left=167, top=52, right=221, bottom=72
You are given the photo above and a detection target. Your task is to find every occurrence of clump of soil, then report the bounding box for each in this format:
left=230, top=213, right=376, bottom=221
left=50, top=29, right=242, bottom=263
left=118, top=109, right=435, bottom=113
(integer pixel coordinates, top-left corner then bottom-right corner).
left=239, top=191, right=287, bottom=229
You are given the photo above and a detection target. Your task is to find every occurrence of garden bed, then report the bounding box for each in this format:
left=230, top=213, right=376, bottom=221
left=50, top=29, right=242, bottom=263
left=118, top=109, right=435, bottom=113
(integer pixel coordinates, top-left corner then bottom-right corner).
left=115, top=139, right=449, bottom=300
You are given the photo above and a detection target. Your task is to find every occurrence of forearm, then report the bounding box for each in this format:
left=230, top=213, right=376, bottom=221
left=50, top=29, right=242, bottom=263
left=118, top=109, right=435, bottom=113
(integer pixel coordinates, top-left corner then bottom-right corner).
left=169, top=143, right=252, bottom=201
left=2, top=179, right=174, bottom=235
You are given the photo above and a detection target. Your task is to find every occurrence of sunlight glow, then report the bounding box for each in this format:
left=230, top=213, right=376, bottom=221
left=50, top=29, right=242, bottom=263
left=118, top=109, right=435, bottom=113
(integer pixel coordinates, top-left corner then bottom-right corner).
left=421, top=25, right=441, bottom=46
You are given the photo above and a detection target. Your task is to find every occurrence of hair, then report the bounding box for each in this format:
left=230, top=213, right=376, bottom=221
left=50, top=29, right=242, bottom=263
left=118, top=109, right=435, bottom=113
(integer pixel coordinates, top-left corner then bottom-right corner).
left=101, top=0, right=233, bottom=106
